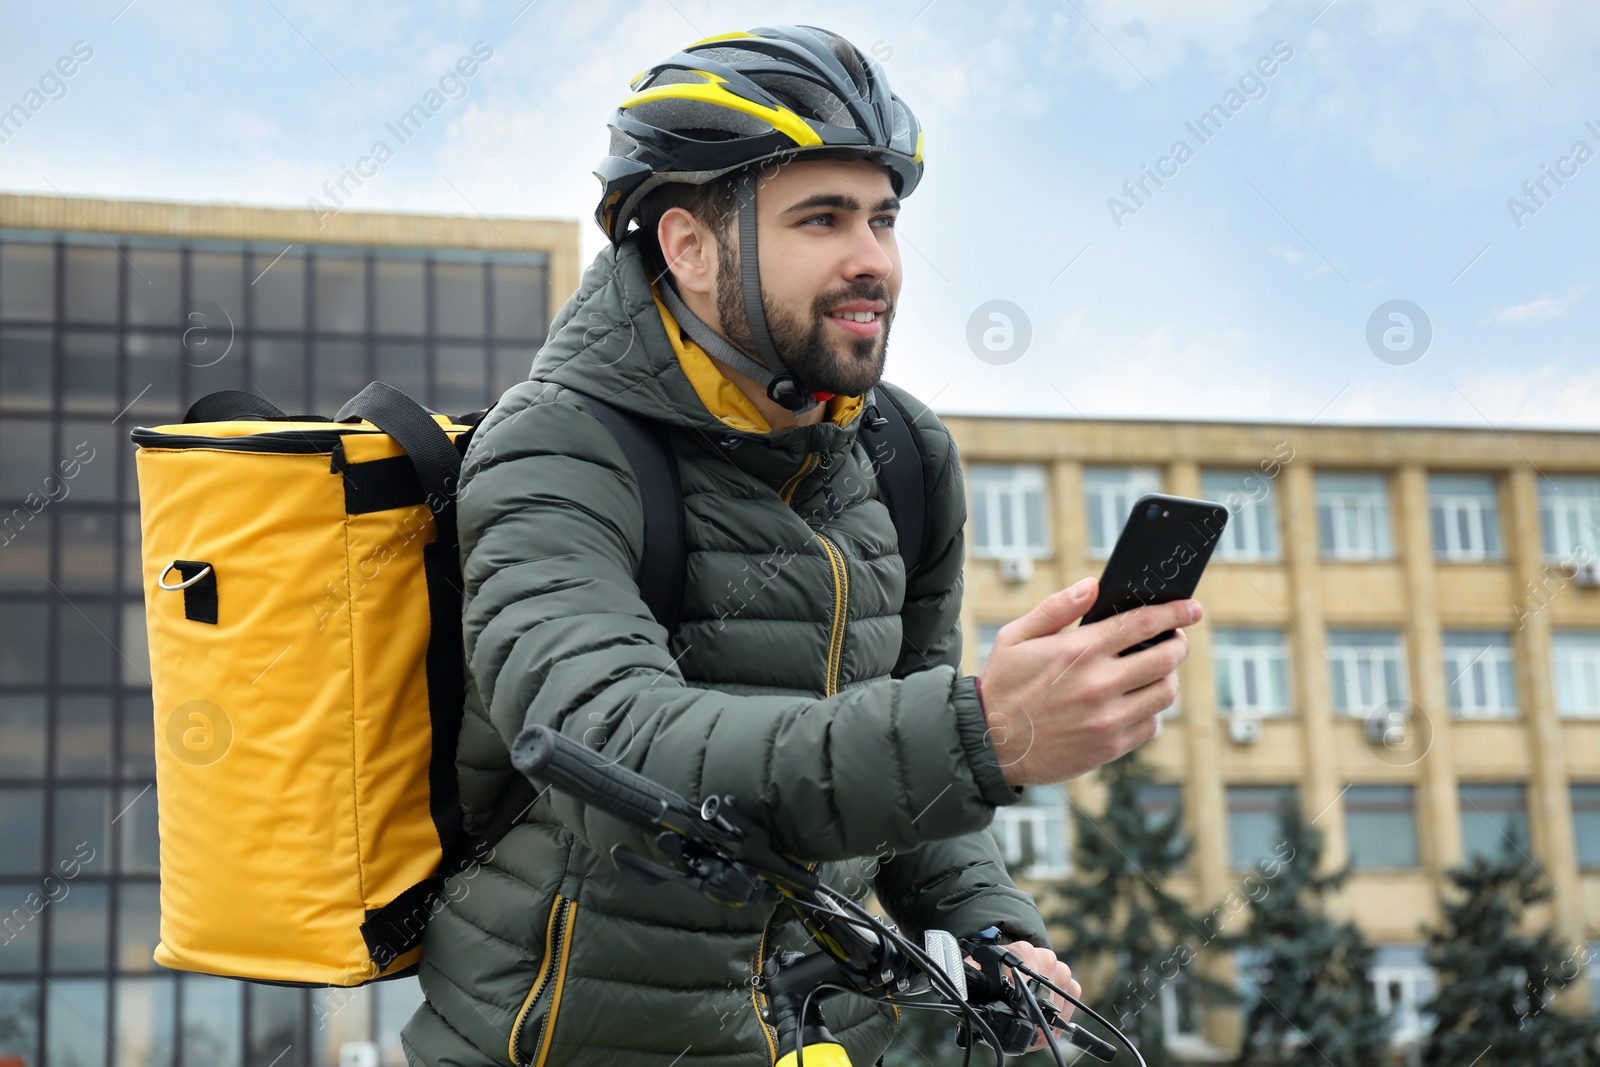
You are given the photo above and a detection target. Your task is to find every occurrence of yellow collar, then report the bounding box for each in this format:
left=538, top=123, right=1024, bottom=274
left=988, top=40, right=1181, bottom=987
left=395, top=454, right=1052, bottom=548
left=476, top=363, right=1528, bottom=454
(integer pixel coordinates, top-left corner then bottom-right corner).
left=649, top=282, right=865, bottom=434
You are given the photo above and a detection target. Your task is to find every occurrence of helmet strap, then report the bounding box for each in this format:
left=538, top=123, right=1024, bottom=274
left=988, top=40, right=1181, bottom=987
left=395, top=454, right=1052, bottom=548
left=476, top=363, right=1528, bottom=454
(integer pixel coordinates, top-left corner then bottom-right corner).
left=733, top=171, right=821, bottom=414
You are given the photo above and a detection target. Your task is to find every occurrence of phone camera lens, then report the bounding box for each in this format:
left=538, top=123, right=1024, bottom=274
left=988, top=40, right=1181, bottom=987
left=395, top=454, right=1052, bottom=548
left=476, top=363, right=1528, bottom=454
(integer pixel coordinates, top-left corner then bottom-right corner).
left=1162, top=509, right=1169, bottom=517
left=1145, top=503, right=1161, bottom=519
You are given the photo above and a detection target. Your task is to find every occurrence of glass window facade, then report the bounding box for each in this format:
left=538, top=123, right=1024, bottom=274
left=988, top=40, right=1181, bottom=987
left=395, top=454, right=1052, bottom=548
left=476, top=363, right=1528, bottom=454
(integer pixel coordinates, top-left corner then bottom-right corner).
left=1573, top=784, right=1600, bottom=870
left=1212, top=628, right=1291, bottom=716
left=990, top=785, right=1071, bottom=879
left=0, top=228, right=551, bottom=1066
left=968, top=464, right=1049, bottom=559
left=1316, top=471, right=1394, bottom=560
left=1428, top=473, right=1502, bottom=561
left=1443, top=631, right=1518, bottom=718
left=1344, top=785, right=1420, bottom=869
left=1226, top=784, right=1298, bottom=871
left=1083, top=465, right=1161, bottom=558
left=1326, top=628, right=1408, bottom=718
left=1202, top=468, right=1281, bottom=561
left=1458, top=783, right=1530, bottom=864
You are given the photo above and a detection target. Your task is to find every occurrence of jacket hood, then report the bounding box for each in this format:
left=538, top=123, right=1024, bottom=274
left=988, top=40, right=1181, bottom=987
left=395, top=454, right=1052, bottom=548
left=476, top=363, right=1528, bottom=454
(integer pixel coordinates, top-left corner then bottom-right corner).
left=530, top=232, right=867, bottom=453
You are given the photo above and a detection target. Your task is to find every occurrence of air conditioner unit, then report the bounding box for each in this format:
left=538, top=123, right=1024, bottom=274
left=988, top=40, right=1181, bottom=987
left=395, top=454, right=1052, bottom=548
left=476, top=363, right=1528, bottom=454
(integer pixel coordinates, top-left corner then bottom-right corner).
left=998, top=556, right=1033, bottom=583
left=1227, top=716, right=1261, bottom=744
left=1365, top=707, right=1409, bottom=747
left=1573, top=558, right=1600, bottom=588
left=339, top=1044, right=379, bottom=1067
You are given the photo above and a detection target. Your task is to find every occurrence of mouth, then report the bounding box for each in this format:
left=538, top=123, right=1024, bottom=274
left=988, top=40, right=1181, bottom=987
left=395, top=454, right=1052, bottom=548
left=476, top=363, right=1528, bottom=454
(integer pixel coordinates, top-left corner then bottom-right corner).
left=824, top=309, right=883, bottom=337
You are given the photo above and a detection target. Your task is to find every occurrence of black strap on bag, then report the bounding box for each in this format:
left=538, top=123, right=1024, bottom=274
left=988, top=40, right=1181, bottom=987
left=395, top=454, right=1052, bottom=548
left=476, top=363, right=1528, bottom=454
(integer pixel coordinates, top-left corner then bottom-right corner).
left=319, top=383, right=473, bottom=975
left=182, top=389, right=331, bottom=424
left=572, top=392, right=687, bottom=634
left=336, top=382, right=463, bottom=516
left=863, top=385, right=932, bottom=580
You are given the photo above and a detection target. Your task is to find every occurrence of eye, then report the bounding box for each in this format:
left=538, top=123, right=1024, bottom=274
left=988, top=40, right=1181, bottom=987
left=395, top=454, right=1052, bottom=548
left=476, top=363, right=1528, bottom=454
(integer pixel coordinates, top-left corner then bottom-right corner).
left=874, top=215, right=898, bottom=229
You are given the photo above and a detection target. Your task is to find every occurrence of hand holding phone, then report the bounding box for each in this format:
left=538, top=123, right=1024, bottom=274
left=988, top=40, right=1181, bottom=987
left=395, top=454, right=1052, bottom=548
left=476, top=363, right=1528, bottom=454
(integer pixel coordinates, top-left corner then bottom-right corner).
left=975, top=494, right=1224, bottom=786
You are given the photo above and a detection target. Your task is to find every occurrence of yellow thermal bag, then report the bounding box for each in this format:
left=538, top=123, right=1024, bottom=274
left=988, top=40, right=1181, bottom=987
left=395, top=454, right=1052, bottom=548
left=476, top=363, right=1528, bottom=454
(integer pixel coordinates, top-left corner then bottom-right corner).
left=131, top=382, right=494, bottom=986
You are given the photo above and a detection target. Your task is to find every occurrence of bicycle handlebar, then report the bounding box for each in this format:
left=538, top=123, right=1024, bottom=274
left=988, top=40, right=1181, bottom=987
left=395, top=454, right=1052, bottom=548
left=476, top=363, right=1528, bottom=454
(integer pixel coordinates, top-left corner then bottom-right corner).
left=507, top=724, right=1131, bottom=1066
left=510, top=723, right=701, bottom=836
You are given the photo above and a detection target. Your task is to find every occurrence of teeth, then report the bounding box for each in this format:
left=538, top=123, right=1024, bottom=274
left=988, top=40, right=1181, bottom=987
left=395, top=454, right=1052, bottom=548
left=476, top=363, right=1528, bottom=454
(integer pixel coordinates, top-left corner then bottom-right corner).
left=830, top=310, right=878, bottom=322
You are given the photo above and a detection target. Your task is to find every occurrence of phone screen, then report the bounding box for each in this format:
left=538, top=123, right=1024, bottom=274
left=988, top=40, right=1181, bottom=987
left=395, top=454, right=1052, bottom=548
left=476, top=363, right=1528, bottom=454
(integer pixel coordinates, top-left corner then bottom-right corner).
left=1078, top=493, right=1229, bottom=655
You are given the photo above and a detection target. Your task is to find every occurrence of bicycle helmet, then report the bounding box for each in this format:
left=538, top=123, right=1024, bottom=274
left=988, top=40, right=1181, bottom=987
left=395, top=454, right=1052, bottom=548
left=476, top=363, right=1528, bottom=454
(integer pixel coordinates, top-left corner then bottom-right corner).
left=592, top=25, right=925, bottom=412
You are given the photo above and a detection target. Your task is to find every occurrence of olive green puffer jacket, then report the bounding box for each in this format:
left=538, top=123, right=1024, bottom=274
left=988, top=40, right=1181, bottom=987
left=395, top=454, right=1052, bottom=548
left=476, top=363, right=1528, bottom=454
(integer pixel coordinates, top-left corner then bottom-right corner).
left=402, top=232, right=1050, bottom=1067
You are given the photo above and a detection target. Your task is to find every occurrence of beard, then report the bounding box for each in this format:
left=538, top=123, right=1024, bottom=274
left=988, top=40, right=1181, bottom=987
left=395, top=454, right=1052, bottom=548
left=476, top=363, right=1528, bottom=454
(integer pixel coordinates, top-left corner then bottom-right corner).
left=713, top=236, right=892, bottom=397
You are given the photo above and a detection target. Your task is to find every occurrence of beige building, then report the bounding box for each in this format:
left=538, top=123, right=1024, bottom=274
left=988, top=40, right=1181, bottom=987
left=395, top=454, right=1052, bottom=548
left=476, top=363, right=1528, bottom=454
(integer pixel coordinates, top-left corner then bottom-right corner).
left=950, top=413, right=1600, bottom=1055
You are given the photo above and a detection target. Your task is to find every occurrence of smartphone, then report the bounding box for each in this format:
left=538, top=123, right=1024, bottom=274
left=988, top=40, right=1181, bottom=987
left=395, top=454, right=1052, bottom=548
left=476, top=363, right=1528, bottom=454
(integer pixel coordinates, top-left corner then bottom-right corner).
left=1078, top=493, right=1229, bottom=655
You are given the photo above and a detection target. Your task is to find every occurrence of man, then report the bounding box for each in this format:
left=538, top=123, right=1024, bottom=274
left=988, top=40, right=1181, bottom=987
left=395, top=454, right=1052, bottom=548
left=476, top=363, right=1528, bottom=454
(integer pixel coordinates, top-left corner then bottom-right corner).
left=403, top=25, right=1200, bottom=1067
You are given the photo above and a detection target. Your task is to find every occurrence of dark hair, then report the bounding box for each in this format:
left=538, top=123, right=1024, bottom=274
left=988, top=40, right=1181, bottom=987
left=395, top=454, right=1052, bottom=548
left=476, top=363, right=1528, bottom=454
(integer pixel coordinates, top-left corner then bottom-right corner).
left=636, top=34, right=874, bottom=279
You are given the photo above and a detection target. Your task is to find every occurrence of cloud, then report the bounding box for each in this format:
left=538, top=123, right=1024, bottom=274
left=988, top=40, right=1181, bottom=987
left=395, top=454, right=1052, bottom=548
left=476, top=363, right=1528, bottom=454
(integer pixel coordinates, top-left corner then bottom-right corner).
left=1487, top=284, right=1587, bottom=324
left=1269, top=243, right=1304, bottom=264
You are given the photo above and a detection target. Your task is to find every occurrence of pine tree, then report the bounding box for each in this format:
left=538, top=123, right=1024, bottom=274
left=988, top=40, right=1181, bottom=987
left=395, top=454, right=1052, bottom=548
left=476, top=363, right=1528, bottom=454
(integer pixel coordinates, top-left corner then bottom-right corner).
left=1421, top=841, right=1600, bottom=1067
left=1226, top=797, right=1390, bottom=1066
left=1041, top=752, right=1237, bottom=1067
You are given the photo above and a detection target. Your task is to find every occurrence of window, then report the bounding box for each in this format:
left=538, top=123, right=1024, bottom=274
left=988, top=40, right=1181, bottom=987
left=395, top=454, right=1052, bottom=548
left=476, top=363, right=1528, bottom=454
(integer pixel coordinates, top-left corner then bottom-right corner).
left=976, top=623, right=1002, bottom=670
left=1159, top=969, right=1205, bottom=1046
left=970, top=464, right=1049, bottom=559
left=1084, top=466, right=1160, bottom=558
left=1370, top=945, right=1436, bottom=1045
left=1552, top=631, right=1600, bottom=718
left=991, top=785, right=1070, bottom=878
left=1458, top=783, right=1529, bottom=863
left=1344, top=785, right=1420, bottom=869
left=1443, top=631, right=1518, bottom=718
left=1316, top=472, right=1393, bottom=560
left=1573, top=785, right=1600, bottom=870
left=1327, top=629, right=1408, bottom=718
left=1213, top=628, right=1291, bottom=717
left=1226, top=785, right=1297, bottom=871
left=1590, top=943, right=1600, bottom=1016
left=1539, top=475, right=1600, bottom=564
left=1203, top=469, right=1281, bottom=561
left=1429, top=474, right=1502, bottom=561
left=1139, top=783, right=1187, bottom=865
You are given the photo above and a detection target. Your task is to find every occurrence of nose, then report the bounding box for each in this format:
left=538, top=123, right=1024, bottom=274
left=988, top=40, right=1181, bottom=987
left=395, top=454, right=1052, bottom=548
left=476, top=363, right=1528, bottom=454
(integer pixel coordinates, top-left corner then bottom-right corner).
left=843, top=216, right=896, bottom=284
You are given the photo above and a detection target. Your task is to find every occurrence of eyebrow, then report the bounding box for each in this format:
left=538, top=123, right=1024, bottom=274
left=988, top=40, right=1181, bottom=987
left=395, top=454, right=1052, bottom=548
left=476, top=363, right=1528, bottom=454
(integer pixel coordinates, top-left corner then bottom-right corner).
left=781, top=193, right=901, bottom=216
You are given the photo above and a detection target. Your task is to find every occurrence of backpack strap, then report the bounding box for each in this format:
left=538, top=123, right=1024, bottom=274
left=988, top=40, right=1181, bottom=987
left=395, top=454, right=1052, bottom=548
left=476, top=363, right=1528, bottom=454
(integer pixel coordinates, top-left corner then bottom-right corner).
left=460, top=390, right=687, bottom=876
left=569, top=391, right=687, bottom=633
left=336, top=381, right=462, bottom=516
left=864, top=385, right=933, bottom=579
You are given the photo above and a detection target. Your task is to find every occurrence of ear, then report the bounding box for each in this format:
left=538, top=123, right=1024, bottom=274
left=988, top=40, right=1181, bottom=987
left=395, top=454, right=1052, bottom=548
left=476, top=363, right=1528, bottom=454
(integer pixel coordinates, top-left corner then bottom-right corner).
left=657, top=206, right=719, bottom=299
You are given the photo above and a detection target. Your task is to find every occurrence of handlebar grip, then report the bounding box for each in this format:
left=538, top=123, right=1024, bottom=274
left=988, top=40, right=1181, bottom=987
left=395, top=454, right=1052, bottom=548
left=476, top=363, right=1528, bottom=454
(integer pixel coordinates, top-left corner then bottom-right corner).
left=510, top=724, right=697, bottom=833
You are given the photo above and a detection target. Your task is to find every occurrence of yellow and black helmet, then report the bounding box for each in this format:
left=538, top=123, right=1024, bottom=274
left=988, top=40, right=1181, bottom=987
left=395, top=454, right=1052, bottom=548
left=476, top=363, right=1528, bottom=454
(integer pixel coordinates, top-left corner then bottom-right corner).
left=593, top=25, right=925, bottom=246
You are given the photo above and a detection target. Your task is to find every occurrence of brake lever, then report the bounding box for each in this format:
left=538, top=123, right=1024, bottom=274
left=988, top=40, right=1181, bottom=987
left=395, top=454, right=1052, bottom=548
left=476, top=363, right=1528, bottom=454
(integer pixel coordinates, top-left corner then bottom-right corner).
left=958, top=929, right=1119, bottom=1063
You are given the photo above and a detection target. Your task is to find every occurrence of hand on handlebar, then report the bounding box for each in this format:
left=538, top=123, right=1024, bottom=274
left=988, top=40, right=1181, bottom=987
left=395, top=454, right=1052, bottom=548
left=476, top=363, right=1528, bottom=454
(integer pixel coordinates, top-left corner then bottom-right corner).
left=1002, top=941, right=1080, bottom=1052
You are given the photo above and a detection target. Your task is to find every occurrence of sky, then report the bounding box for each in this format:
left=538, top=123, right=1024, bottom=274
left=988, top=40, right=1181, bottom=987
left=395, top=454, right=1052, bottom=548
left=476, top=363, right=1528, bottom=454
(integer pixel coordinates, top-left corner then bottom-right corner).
left=2, top=0, right=1598, bottom=429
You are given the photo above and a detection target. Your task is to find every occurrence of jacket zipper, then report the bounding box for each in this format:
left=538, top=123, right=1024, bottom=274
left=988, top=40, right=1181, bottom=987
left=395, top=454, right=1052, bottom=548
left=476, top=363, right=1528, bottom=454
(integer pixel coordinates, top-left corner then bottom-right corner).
left=779, top=452, right=818, bottom=505
left=750, top=918, right=780, bottom=1064
left=750, top=859, right=823, bottom=1065
left=508, top=896, right=578, bottom=1067
left=816, top=532, right=849, bottom=697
